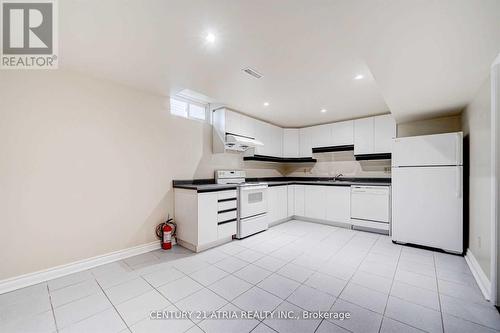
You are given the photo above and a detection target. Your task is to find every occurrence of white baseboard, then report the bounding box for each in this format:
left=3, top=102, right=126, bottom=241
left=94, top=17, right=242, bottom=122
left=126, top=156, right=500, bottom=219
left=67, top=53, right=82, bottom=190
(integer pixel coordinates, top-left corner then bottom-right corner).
left=293, top=215, right=351, bottom=229
left=465, top=249, right=491, bottom=300
left=269, top=217, right=292, bottom=227
left=0, top=241, right=161, bottom=295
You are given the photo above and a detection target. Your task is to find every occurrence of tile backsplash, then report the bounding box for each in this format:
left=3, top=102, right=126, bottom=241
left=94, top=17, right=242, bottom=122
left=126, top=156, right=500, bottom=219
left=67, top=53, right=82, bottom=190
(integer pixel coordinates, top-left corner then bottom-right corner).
left=283, top=151, right=391, bottom=178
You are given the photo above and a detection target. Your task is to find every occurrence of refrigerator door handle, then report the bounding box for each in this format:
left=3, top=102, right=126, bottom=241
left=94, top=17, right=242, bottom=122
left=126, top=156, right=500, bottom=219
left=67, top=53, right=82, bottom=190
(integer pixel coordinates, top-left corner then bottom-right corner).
left=455, top=133, right=462, bottom=165
left=456, top=167, right=462, bottom=198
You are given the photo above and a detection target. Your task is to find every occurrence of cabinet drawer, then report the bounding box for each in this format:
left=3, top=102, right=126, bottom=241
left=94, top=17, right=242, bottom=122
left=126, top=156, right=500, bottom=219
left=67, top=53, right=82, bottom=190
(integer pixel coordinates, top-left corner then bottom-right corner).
left=217, top=190, right=237, bottom=201
left=217, top=210, right=237, bottom=223
left=218, top=199, right=237, bottom=211
left=218, top=221, right=237, bottom=239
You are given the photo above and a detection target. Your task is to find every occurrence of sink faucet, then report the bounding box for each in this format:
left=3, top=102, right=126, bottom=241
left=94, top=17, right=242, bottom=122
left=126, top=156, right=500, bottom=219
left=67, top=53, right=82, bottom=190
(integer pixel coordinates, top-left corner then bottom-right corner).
left=332, top=173, right=343, bottom=181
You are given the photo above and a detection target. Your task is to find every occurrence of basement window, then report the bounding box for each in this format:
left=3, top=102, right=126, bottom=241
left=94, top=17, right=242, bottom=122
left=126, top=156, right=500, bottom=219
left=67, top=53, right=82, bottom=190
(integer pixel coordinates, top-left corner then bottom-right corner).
left=169, top=97, right=207, bottom=121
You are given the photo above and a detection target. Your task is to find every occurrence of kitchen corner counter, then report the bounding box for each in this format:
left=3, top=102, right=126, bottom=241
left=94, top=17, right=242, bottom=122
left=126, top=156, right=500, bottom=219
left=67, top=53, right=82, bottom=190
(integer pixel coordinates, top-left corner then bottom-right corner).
left=267, top=180, right=391, bottom=187
left=172, top=180, right=237, bottom=193
left=173, top=177, right=391, bottom=193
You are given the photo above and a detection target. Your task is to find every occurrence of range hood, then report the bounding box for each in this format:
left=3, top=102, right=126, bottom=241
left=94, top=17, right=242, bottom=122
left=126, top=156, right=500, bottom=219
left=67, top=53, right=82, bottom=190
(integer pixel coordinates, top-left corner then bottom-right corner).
left=212, top=107, right=265, bottom=153
left=224, top=133, right=263, bottom=152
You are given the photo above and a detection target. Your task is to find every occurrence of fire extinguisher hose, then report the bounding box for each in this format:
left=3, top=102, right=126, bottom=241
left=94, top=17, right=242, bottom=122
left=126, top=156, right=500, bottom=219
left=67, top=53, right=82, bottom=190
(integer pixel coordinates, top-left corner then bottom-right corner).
left=155, top=215, right=176, bottom=240
left=155, top=223, right=164, bottom=239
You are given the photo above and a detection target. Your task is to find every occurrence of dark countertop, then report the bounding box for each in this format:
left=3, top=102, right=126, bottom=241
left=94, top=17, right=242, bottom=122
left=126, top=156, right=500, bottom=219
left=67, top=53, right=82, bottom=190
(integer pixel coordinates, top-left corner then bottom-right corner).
left=173, top=183, right=238, bottom=192
left=173, top=177, right=391, bottom=193
left=267, top=180, right=391, bottom=187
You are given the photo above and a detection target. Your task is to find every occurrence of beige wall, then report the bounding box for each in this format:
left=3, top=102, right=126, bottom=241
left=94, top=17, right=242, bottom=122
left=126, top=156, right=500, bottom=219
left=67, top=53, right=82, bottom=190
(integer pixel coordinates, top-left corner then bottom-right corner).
left=0, top=70, right=282, bottom=280
left=397, top=115, right=462, bottom=137
left=284, top=151, right=390, bottom=178
left=462, top=76, right=492, bottom=278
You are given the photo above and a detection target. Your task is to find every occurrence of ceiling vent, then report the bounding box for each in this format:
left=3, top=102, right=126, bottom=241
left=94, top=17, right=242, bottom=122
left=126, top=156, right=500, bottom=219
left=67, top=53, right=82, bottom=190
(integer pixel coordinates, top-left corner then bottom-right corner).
left=242, top=67, right=263, bottom=79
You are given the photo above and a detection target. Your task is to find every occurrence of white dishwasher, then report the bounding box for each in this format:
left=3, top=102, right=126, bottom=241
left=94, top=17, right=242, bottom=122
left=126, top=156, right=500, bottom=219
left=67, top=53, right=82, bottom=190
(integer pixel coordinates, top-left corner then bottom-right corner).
left=350, top=186, right=391, bottom=233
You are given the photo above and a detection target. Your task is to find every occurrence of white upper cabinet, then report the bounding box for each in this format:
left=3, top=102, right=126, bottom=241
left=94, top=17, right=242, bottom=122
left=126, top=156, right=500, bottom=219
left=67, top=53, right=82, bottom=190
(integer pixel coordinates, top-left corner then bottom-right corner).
left=354, top=114, right=396, bottom=155
left=331, top=120, right=354, bottom=146
left=373, top=114, right=396, bottom=153
left=254, top=120, right=283, bottom=157
left=224, top=109, right=255, bottom=139
left=299, top=127, right=313, bottom=157
left=354, top=117, right=375, bottom=155
left=283, top=129, right=299, bottom=157
left=272, top=125, right=283, bottom=157
left=216, top=107, right=394, bottom=159
left=254, top=120, right=269, bottom=155
left=310, top=124, right=332, bottom=148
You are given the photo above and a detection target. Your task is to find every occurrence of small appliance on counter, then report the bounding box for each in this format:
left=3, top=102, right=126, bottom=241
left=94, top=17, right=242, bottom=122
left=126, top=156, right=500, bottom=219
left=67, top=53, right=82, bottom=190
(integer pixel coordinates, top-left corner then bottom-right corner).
left=215, top=170, right=269, bottom=239
left=391, top=132, right=463, bottom=254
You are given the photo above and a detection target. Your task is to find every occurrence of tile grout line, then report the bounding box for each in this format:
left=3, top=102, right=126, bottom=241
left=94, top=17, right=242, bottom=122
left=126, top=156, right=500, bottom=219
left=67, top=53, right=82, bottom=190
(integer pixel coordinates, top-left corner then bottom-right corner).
left=138, top=275, right=205, bottom=333
left=376, top=248, right=444, bottom=333
left=94, top=279, right=132, bottom=333
left=377, top=241, right=402, bottom=333
left=328, top=233, right=381, bottom=320
left=279, top=231, right=357, bottom=333
left=46, top=284, right=60, bottom=333
left=86, top=228, right=412, bottom=331
left=37, top=223, right=483, bottom=332
left=309, top=231, right=381, bottom=333
left=289, top=228, right=369, bottom=332
left=234, top=236, right=480, bottom=330
left=433, top=252, right=445, bottom=333
left=381, top=249, right=455, bottom=333
left=48, top=277, right=122, bottom=331
left=47, top=279, right=104, bottom=310
left=6, top=221, right=493, bottom=333
left=229, top=228, right=324, bottom=329
left=219, top=224, right=345, bottom=329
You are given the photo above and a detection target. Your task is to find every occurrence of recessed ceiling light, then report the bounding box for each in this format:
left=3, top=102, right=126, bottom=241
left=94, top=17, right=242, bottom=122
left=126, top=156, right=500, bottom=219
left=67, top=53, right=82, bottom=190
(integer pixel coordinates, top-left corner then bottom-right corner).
left=354, top=74, right=364, bottom=80
left=263, top=102, right=270, bottom=107
left=205, top=33, right=216, bottom=43
left=321, top=109, right=327, bottom=113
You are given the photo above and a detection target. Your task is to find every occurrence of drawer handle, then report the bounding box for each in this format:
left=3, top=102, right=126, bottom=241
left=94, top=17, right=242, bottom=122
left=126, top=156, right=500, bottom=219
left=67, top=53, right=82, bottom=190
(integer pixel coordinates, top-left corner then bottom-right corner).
left=218, top=218, right=237, bottom=225
left=218, top=198, right=237, bottom=202
left=218, top=208, right=237, bottom=214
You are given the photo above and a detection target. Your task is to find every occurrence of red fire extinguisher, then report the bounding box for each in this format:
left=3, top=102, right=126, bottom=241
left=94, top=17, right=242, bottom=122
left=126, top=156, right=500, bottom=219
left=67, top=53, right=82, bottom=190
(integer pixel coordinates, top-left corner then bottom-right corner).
left=156, top=215, right=176, bottom=250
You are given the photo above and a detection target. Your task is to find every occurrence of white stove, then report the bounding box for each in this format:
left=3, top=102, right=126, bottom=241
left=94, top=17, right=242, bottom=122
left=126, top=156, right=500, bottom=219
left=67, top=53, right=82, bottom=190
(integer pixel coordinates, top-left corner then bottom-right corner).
left=215, top=170, right=269, bottom=239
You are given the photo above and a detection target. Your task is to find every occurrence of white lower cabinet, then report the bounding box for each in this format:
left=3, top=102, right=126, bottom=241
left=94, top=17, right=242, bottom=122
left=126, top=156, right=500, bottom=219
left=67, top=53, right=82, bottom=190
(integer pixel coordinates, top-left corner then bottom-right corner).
left=174, top=189, right=237, bottom=252
left=304, top=185, right=327, bottom=220
left=287, top=185, right=295, bottom=217
left=292, top=185, right=350, bottom=224
left=176, top=183, right=380, bottom=253
left=197, top=192, right=219, bottom=245
left=218, top=221, right=237, bottom=239
left=326, top=186, right=351, bottom=223
left=268, top=185, right=288, bottom=223
left=293, top=185, right=305, bottom=216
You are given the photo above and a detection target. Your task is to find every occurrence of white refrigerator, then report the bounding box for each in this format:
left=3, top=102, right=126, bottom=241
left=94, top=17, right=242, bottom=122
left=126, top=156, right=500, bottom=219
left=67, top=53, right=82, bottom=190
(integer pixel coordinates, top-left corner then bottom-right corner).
left=392, top=132, right=463, bottom=254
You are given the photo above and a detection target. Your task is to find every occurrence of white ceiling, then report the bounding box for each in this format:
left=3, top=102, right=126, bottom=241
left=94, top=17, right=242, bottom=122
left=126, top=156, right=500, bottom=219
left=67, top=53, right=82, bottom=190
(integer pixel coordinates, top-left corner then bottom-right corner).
left=60, top=0, right=500, bottom=127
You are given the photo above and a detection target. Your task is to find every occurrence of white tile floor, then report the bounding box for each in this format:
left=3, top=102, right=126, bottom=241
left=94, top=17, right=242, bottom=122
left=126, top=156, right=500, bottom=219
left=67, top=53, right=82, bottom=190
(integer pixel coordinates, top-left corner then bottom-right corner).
left=1, top=220, right=499, bottom=333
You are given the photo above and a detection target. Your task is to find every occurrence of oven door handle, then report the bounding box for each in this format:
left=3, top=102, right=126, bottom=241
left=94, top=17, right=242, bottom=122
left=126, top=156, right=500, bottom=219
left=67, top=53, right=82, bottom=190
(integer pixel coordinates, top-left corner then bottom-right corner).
left=240, top=185, right=268, bottom=191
